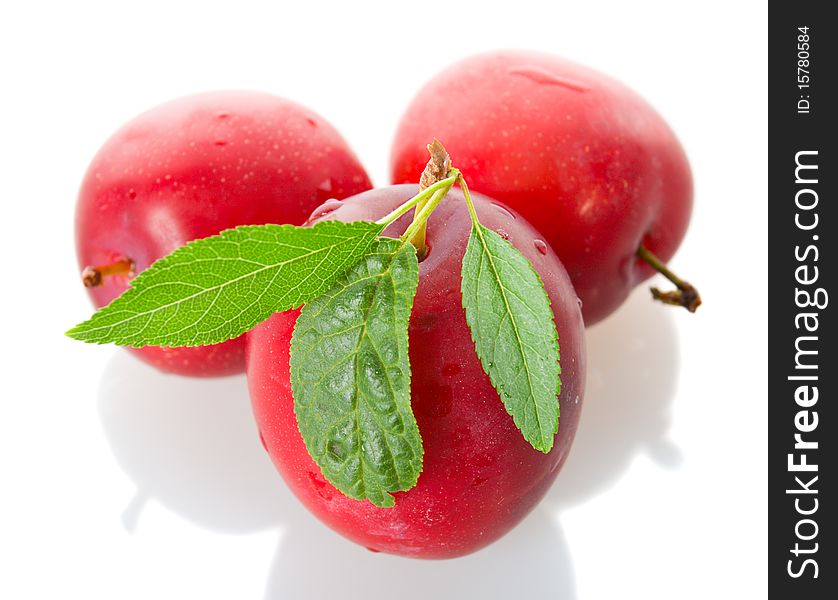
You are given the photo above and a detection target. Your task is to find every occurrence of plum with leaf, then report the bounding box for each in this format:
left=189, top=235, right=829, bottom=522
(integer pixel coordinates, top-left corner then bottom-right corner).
left=68, top=142, right=585, bottom=558
left=247, top=180, right=585, bottom=558
left=75, top=91, right=371, bottom=376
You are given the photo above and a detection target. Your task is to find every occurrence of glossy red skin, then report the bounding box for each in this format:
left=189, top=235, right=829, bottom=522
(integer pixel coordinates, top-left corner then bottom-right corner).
left=247, top=185, right=585, bottom=558
left=391, top=51, right=693, bottom=324
left=76, top=91, right=372, bottom=376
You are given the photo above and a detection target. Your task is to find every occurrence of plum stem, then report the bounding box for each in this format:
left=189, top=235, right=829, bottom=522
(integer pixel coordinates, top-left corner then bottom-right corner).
left=458, top=172, right=480, bottom=227
left=375, top=174, right=457, bottom=228
left=636, top=244, right=702, bottom=312
left=408, top=139, right=452, bottom=259
left=400, top=178, right=457, bottom=249
left=81, top=257, right=135, bottom=287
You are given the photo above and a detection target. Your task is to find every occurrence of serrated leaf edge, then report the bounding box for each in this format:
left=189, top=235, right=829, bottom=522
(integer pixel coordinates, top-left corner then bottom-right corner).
left=461, top=223, right=561, bottom=453
left=289, top=239, right=423, bottom=507
left=66, top=220, right=383, bottom=347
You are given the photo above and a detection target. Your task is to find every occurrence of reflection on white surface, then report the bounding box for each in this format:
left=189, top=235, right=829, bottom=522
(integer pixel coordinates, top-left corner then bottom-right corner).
left=98, top=363, right=287, bottom=533
left=265, top=506, right=574, bottom=599
left=545, top=290, right=682, bottom=511
left=96, top=290, right=679, bottom=599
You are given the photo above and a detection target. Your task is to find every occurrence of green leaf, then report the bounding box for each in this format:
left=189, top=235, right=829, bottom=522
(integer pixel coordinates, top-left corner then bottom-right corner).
left=290, top=238, right=422, bottom=507
left=66, top=221, right=383, bottom=347
left=460, top=223, right=561, bottom=453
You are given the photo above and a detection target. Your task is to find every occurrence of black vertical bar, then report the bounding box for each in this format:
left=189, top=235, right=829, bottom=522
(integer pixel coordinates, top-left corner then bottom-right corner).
left=770, top=3, right=834, bottom=598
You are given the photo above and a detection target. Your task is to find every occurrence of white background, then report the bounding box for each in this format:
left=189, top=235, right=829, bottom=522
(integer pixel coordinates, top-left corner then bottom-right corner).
left=0, top=1, right=767, bottom=598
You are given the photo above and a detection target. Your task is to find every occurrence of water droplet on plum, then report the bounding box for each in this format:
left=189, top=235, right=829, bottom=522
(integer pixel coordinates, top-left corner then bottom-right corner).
left=491, top=203, right=515, bottom=220
left=308, top=471, right=333, bottom=501
left=306, top=198, right=343, bottom=222
left=534, top=239, right=548, bottom=255
left=317, top=178, right=333, bottom=193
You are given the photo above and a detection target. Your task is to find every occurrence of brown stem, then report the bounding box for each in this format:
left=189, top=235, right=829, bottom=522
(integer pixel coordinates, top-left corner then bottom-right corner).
left=409, top=139, right=451, bottom=260
left=636, top=244, right=701, bottom=313
left=82, top=257, right=135, bottom=287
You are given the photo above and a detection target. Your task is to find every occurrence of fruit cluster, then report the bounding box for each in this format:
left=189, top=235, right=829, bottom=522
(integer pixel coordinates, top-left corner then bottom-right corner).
left=69, top=51, right=697, bottom=559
